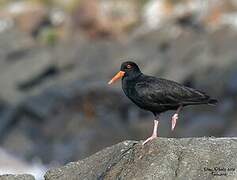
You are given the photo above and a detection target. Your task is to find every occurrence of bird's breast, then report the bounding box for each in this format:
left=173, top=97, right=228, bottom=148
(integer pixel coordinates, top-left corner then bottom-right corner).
left=122, top=80, right=146, bottom=107
left=122, top=79, right=135, bottom=97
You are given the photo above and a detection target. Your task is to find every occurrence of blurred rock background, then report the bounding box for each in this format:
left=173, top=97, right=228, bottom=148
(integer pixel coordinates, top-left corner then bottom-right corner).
left=0, top=0, right=237, bottom=179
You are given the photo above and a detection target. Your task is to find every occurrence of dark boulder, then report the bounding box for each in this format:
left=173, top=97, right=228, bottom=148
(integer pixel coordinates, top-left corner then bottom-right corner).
left=45, top=138, right=237, bottom=180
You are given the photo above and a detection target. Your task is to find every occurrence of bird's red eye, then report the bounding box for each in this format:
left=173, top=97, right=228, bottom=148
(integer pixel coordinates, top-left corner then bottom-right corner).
left=127, top=64, right=132, bottom=69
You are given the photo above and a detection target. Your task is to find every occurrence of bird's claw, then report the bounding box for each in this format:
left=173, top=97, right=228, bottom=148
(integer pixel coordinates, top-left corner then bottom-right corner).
left=142, top=135, right=157, bottom=145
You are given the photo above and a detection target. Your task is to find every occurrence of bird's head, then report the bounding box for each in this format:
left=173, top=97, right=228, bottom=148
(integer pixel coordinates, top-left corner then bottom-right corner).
left=108, top=61, right=141, bottom=84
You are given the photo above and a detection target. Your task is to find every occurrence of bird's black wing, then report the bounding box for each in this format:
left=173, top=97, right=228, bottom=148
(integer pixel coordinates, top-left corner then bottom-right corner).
left=134, top=77, right=211, bottom=106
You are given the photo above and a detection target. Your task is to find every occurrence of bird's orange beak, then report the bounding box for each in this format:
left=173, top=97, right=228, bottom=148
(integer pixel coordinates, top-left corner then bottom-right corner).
left=108, top=71, right=125, bottom=84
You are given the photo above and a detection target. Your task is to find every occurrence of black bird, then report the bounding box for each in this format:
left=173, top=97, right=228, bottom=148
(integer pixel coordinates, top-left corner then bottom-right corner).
left=108, top=61, right=217, bottom=145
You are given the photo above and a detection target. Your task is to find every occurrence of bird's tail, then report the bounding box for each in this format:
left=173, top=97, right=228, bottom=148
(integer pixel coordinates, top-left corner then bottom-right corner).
left=208, top=98, right=218, bottom=106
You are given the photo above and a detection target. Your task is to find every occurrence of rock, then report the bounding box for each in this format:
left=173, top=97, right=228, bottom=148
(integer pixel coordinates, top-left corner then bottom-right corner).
left=227, top=70, right=237, bottom=95
left=181, top=115, right=225, bottom=137
left=0, top=174, right=35, bottom=180
left=71, top=0, right=139, bottom=38
left=45, top=138, right=237, bottom=180
left=0, top=147, right=46, bottom=179
left=5, top=1, right=48, bottom=35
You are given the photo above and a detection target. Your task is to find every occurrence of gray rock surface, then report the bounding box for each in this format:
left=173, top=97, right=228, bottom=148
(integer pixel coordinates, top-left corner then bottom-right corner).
left=0, top=174, right=35, bottom=180
left=45, top=138, right=237, bottom=180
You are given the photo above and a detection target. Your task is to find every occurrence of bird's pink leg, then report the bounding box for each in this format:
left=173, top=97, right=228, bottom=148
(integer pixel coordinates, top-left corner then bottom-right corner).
left=142, top=119, right=159, bottom=145
left=171, top=105, right=182, bottom=131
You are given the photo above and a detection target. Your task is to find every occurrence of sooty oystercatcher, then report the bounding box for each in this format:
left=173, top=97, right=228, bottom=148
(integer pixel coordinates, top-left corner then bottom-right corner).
left=108, top=61, right=217, bottom=145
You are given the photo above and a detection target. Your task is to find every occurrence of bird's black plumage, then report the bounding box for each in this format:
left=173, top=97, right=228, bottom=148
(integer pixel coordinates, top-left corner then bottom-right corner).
left=108, top=61, right=218, bottom=144
left=120, top=61, right=217, bottom=115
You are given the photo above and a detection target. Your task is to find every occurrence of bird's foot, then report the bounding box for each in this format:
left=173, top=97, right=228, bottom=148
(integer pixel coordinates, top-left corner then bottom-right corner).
left=142, top=134, right=158, bottom=145
left=171, top=113, right=178, bottom=131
